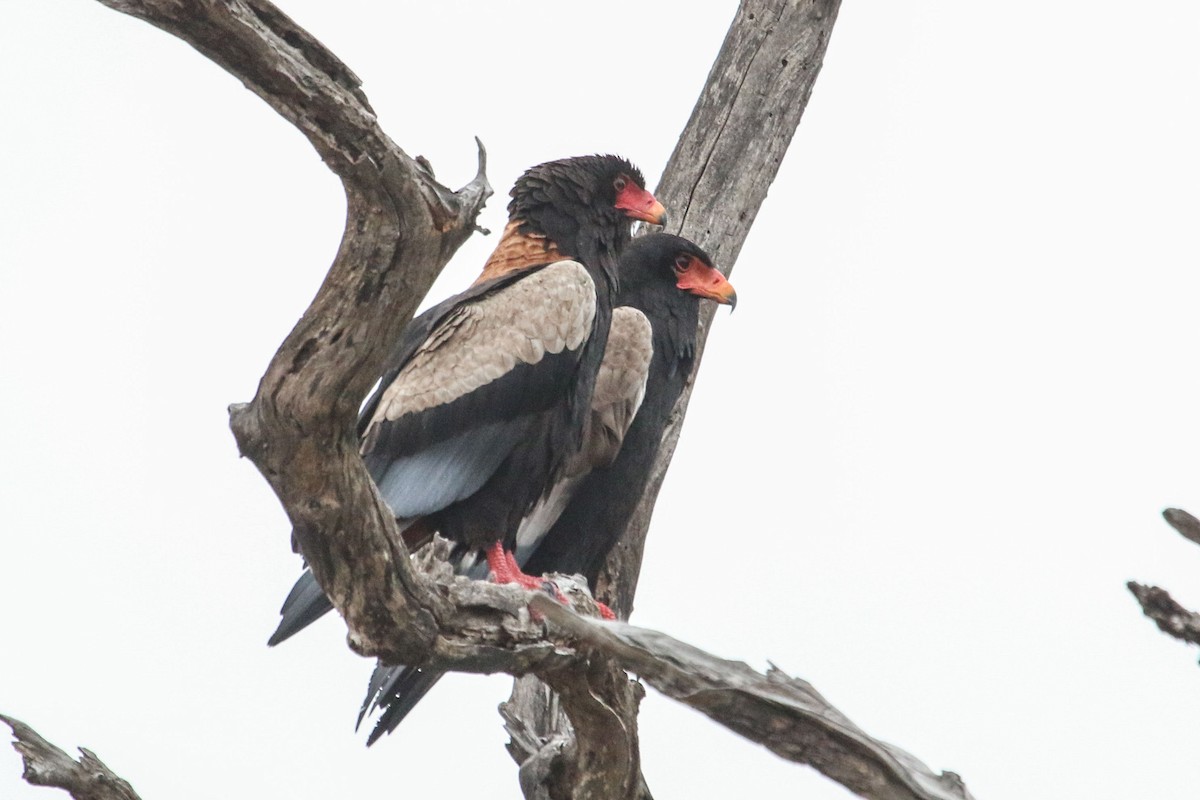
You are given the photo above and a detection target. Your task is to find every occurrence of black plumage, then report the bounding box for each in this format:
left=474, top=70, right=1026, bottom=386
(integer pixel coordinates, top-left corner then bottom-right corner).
left=522, top=233, right=734, bottom=585
left=268, top=155, right=664, bottom=643
left=358, top=233, right=736, bottom=743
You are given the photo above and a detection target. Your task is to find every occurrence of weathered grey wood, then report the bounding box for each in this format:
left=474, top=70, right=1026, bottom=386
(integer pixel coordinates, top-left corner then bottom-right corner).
left=504, top=0, right=845, bottom=793
left=501, top=626, right=649, bottom=800
left=5, top=565, right=973, bottom=800
left=530, top=596, right=976, bottom=800
left=1, top=2, right=978, bottom=800
left=597, top=0, right=843, bottom=618
left=1129, top=508, right=1200, bottom=656
left=1163, top=507, right=1200, bottom=548
left=1, top=715, right=142, bottom=800
left=1128, top=582, right=1200, bottom=650
left=95, top=0, right=494, bottom=668
left=5, top=578, right=978, bottom=800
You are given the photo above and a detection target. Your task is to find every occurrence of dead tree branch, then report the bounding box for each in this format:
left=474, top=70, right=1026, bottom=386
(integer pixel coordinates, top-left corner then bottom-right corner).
left=530, top=595, right=975, bottom=800
left=5, top=582, right=975, bottom=800
left=1, top=715, right=142, bottom=800
left=504, top=0, right=853, bottom=793
left=1129, top=582, right=1200, bottom=650
left=4, top=2, right=974, bottom=799
left=1163, top=507, right=1200, bottom=548
left=95, top=0, right=496, bottom=668
left=599, top=0, right=844, bottom=617
left=1129, top=508, right=1200, bottom=655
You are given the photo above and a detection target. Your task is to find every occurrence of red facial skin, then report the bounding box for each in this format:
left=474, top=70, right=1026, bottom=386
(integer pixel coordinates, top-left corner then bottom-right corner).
left=614, top=179, right=668, bottom=224
left=675, top=255, right=737, bottom=307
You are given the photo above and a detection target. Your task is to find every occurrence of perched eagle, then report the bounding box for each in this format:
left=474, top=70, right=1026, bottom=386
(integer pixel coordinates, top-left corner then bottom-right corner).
left=523, top=233, right=735, bottom=587
left=357, top=233, right=736, bottom=742
left=268, top=154, right=665, bottom=643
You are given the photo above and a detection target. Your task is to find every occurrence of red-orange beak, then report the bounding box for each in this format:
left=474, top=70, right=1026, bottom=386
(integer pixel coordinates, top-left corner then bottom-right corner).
left=615, top=183, right=668, bottom=225
left=676, top=258, right=737, bottom=309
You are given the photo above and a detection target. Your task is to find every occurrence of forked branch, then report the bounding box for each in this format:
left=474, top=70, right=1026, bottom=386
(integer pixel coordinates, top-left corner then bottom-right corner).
left=5, top=2, right=975, bottom=800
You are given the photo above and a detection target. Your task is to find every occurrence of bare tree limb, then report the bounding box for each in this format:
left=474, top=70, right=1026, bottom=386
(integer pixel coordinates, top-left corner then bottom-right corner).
left=94, top=0, right=494, bottom=669
left=6, top=579, right=975, bottom=800
left=8, top=3, right=978, bottom=800
left=505, top=0, right=849, bottom=791
left=1, top=715, right=141, bottom=800
left=528, top=595, right=976, bottom=800
left=1128, top=582, right=1200, bottom=650
left=1129, top=508, right=1200, bottom=656
left=1162, top=507, right=1200, bottom=548
left=599, top=0, right=843, bottom=618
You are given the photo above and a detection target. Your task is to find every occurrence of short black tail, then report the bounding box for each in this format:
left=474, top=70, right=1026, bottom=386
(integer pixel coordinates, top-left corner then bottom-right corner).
left=355, top=557, right=489, bottom=742
left=266, top=567, right=446, bottom=742
left=358, top=663, right=446, bottom=745
left=267, top=569, right=334, bottom=646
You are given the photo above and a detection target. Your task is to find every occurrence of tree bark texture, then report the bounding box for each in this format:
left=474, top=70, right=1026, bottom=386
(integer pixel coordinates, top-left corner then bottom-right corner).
left=1162, top=507, right=1200, bottom=548
left=530, top=595, right=975, bottom=800
left=504, top=0, right=847, bottom=793
left=7, top=2, right=976, bottom=800
left=96, top=0, right=499, bottom=668
left=599, top=0, right=841, bottom=633
left=1, top=715, right=142, bottom=800
left=5, top=587, right=977, bottom=800
left=1129, top=507, right=1200, bottom=654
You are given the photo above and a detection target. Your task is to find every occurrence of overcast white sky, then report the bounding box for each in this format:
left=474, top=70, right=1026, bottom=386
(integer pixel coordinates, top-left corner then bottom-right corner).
left=4, top=1, right=1200, bottom=798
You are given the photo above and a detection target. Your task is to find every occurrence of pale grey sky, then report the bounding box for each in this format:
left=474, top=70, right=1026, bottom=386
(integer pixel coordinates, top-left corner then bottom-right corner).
left=4, top=2, right=1200, bottom=799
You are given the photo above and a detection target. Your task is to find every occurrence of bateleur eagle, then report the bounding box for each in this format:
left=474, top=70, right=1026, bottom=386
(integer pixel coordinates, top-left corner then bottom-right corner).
left=268, top=154, right=665, bottom=644
left=356, top=233, right=736, bottom=743
left=522, top=233, right=735, bottom=589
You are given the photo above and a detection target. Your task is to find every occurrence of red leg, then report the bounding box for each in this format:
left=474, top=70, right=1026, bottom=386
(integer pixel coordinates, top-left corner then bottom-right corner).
left=486, top=542, right=614, bottom=618
left=485, top=541, right=517, bottom=584
left=485, top=542, right=566, bottom=599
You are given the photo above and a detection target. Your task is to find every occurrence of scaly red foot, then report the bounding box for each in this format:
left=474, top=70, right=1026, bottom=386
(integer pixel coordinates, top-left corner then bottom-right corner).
left=485, top=542, right=567, bottom=602
left=485, top=543, right=615, bottom=619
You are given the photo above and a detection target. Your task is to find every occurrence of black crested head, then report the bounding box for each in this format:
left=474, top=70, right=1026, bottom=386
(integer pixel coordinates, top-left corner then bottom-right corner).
left=618, top=232, right=710, bottom=288
left=509, top=154, right=644, bottom=223
left=616, top=232, right=735, bottom=373
left=618, top=232, right=737, bottom=311
left=507, top=155, right=665, bottom=274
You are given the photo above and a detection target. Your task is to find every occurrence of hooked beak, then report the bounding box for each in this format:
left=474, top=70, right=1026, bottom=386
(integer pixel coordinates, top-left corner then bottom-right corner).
left=615, top=185, right=668, bottom=225
left=677, top=261, right=737, bottom=310
left=628, top=199, right=668, bottom=226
